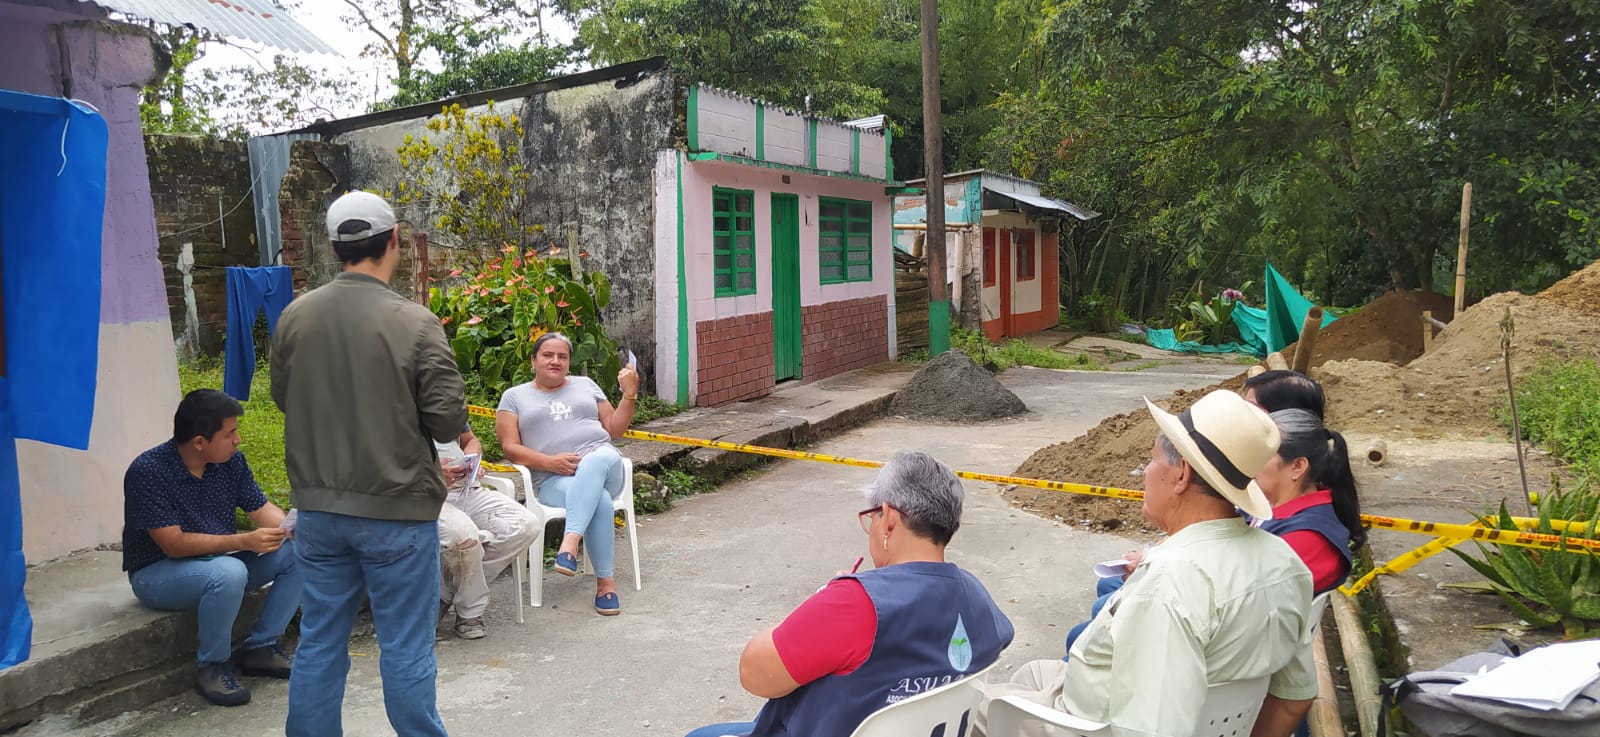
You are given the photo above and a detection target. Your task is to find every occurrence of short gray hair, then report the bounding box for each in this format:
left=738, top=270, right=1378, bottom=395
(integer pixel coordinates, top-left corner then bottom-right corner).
left=1154, top=432, right=1223, bottom=500
left=863, top=451, right=964, bottom=545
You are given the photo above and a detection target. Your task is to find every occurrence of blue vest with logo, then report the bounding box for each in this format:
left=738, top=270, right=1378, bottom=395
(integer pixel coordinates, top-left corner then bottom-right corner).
left=748, top=561, right=1014, bottom=737
left=1259, top=500, right=1353, bottom=594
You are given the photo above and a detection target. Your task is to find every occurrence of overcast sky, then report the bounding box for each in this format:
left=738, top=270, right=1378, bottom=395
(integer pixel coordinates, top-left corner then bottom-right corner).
left=193, top=2, right=579, bottom=122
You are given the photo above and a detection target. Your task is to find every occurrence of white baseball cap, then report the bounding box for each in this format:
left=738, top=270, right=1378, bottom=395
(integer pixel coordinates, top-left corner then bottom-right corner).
left=326, top=191, right=396, bottom=242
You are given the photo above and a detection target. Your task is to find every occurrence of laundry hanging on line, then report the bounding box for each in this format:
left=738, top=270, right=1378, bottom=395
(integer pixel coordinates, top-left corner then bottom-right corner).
left=224, top=266, right=295, bottom=401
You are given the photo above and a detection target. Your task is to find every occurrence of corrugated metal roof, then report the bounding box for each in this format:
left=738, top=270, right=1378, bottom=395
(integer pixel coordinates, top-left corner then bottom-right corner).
left=79, top=0, right=337, bottom=54
left=984, top=184, right=1101, bottom=221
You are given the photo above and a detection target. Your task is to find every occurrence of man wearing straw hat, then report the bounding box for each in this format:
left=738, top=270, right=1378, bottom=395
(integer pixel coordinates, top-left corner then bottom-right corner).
left=976, top=390, right=1318, bottom=737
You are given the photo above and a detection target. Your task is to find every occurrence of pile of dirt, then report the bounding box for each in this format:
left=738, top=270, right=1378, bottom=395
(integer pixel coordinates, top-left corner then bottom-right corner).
left=1281, top=289, right=1456, bottom=368
left=1004, top=374, right=1247, bottom=536
left=1537, top=257, right=1600, bottom=315
left=1323, top=290, right=1600, bottom=437
left=890, top=350, right=1027, bottom=421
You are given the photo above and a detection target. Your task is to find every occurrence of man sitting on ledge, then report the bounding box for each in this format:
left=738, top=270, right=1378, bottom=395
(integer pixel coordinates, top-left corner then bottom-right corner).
left=122, top=389, right=302, bottom=707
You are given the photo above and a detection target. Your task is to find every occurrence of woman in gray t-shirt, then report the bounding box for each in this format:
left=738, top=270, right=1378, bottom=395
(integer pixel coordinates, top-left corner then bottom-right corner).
left=495, top=333, right=639, bottom=615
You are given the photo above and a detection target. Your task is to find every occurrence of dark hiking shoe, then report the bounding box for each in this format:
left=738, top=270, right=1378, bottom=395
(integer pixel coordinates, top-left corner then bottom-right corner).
left=454, top=616, right=486, bottom=640
left=195, top=662, right=251, bottom=706
left=239, top=643, right=293, bottom=679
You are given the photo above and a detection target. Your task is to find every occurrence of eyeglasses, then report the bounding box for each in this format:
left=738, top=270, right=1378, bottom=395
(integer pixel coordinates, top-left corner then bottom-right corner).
left=858, top=504, right=891, bottom=533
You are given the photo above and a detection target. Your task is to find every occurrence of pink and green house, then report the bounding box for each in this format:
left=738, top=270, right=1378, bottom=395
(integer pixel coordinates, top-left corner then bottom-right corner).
left=268, top=59, right=901, bottom=407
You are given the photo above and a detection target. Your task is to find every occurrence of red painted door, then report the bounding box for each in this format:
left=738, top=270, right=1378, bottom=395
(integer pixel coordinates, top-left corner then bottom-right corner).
left=998, top=229, right=1013, bottom=337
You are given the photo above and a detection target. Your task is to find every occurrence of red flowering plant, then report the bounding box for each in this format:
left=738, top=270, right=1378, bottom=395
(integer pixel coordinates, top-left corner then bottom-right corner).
left=429, top=247, right=620, bottom=400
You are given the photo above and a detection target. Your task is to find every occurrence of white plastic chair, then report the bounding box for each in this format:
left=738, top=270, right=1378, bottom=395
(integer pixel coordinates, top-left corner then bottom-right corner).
left=989, top=593, right=1329, bottom=736
left=514, top=458, right=641, bottom=607
left=848, top=663, right=996, bottom=737
left=988, top=675, right=1269, bottom=737
left=476, top=475, right=529, bottom=625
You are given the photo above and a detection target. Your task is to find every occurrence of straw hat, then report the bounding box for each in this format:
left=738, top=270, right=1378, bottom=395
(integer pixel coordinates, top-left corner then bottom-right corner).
left=1145, top=390, right=1281, bottom=520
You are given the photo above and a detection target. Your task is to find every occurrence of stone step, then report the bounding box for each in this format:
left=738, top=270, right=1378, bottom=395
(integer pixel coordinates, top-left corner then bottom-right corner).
left=1, top=550, right=264, bottom=732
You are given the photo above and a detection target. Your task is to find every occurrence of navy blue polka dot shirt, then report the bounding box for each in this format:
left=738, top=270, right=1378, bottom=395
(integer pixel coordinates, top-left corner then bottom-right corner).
left=121, top=440, right=268, bottom=573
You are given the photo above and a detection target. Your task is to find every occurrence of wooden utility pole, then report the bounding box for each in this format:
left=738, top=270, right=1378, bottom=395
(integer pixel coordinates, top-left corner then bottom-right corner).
left=921, top=0, right=949, bottom=356
left=1455, top=182, right=1472, bottom=315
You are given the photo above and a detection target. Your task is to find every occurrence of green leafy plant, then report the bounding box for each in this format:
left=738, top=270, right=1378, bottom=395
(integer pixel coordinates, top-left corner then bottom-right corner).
left=395, top=102, right=536, bottom=264
left=1449, top=481, right=1600, bottom=639
left=1504, top=358, right=1600, bottom=481
left=429, top=249, right=620, bottom=399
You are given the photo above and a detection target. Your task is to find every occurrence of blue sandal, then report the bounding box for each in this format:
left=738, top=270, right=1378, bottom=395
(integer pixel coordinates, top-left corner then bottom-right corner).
left=554, top=552, right=578, bottom=577
left=594, top=592, right=621, bottom=616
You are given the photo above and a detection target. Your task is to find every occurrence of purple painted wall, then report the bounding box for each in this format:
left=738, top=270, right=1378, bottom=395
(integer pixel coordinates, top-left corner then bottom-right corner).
left=0, top=0, right=168, bottom=325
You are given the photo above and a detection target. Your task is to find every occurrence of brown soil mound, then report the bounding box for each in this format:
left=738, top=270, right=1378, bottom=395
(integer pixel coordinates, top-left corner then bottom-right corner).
left=1536, top=258, right=1600, bottom=315
left=1005, top=374, right=1247, bottom=536
left=1282, top=290, right=1455, bottom=368
left=1323, top=291, right=1600, bottom=437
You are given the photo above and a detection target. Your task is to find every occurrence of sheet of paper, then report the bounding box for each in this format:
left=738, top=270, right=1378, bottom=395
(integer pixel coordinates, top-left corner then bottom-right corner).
left=1093, top=559, right=1132, bottom=578
left=1451, top=640, right=1600, bottom=711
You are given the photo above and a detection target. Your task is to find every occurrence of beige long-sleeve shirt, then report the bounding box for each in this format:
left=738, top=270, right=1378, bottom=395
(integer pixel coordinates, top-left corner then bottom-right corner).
left=1060, top=517, right=1318, bottom=737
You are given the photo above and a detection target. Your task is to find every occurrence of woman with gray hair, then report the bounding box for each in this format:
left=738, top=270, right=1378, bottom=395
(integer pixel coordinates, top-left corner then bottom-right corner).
left=684, top=451, right=1015, bottom=737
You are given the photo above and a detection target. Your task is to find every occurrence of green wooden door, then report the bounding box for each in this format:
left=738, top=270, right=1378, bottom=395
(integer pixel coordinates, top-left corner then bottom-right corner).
left=771, top=194, right=802, bottom=381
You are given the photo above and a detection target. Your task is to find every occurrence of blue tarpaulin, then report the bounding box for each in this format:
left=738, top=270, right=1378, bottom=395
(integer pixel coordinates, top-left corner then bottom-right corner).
left=1145, top=264, right=1334, bottom=358
left=0, top=90, right=108, bottom=669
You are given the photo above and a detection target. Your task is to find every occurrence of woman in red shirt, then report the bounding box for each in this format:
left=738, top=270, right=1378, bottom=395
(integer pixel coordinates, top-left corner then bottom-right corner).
left=1254, top=408, right=1366, bottom=593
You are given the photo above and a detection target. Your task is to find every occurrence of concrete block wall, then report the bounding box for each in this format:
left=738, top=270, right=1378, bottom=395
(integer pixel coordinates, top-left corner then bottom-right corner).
left=695, top=313, right=776, bottom=405
left=146, top=135, right=260, bottom=357
left=802, top=295, right=889, bottom=381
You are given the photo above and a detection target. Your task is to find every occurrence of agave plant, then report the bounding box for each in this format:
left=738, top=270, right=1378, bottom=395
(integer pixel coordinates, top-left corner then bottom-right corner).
left=1449, top=479, right=1600, bottom=639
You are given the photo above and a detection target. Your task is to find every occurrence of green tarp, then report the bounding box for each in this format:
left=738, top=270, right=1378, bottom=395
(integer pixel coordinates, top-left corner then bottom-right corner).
left=1144, top=264, right=1335, bottom=357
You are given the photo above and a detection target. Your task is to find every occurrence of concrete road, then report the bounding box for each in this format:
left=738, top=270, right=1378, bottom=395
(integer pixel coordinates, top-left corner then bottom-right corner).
left=32, top=366, right=1237, bottom=737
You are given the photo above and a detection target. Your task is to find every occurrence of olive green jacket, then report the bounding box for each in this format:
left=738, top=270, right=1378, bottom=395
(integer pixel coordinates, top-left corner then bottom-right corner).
left=270, top=272, right=467, bottom=521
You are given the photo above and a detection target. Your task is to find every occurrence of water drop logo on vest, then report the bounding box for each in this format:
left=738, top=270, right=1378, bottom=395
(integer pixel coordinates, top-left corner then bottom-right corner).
left=947, top=615, right=972, bottom=672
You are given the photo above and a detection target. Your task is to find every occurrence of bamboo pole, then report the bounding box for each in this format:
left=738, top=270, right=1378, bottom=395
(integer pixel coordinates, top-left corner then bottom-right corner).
left=1291, top=307, right=1325, bottom=374
left=1308, top=627, right=1346, bottom=737
left=1331, top=593, right=1383, bottom=737
left=1266, top=352, right=1289, bottom=371
left=893, top=222, right=973, bottom=231
left=1455, top=182, right=1471, bottom=316
left=1246, top=365, right=1268, bottom=378
left=1421, top=310, right=1434, bottom=352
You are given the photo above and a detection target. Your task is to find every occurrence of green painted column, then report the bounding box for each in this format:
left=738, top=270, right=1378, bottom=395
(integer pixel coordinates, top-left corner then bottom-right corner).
left=929, top=299, right=951, bottom=356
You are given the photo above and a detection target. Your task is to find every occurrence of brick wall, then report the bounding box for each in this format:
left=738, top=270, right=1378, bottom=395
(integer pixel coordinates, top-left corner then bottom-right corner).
left=695, top=313, right=776, bottom=405
left=802, top=295, right=889, bottom=381
left=147, top=135, right=260, bottom=357
left=277, top=141, right=348, bottom=292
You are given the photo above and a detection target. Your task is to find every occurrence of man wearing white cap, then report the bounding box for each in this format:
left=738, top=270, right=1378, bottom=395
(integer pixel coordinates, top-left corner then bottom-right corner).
left=977, top=390, right=1318, bottom=737
left=272, top=191, right=466, bottom=737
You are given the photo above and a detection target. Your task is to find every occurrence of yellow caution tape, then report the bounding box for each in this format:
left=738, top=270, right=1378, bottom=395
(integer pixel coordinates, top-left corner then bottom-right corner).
left=465, top=404, right=1598, bottom=555
left=1341, top=517, right=1599, bottom=596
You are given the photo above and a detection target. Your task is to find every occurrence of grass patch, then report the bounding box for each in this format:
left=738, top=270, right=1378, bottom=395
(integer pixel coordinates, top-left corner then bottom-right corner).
left=178, top=359, right=290, bottom=524
left=952, top=328, right=1103, bottom=371
left=1505, top=358, right=1600, bottom=480
left=634, top=395, right=685, bottom=424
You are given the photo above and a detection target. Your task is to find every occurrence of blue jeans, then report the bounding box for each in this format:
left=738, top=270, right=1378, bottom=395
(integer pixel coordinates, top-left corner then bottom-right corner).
left=684, top=722, right=755, bottom=737
left=537, top=444, right=625, bottom=578
left=286, top=511, right=446, bottom=737
left=1064, top=576, right=1124, bottom=661
left=129, top=544, right=303, bottom=666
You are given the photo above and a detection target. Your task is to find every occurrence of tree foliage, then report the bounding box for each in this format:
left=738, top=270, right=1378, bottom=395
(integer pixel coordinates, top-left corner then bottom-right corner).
left=394, top=102, right=536, bottom=258
left=985, top=0, right=1600, bottom=318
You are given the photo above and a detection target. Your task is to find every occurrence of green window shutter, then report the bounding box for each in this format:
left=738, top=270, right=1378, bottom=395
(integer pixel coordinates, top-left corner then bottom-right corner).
left=818, top=197, right=873, bottom=284
left=713, top=187, right=758, bottom=297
